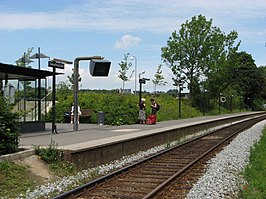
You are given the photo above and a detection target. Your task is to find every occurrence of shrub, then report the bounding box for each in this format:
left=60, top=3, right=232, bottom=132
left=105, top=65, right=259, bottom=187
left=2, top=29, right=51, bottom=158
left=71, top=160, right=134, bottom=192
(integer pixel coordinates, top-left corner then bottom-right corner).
left=51, top=91, right=202, bottom=125
left=34, top=139, right=58, bottom=164
left=0, top=95, right=20, bottom=155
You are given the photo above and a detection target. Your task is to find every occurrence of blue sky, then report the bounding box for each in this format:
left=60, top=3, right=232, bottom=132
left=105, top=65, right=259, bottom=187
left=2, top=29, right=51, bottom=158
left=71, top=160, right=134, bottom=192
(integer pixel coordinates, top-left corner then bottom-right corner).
left=0, top=0, right=265, bottom=92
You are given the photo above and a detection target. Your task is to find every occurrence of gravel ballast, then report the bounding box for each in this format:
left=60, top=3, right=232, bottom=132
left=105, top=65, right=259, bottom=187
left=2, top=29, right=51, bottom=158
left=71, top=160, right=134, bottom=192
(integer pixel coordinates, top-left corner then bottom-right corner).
left=5, top=120, right=265, bottom=199
left=185, top=119, right=266, bottom=199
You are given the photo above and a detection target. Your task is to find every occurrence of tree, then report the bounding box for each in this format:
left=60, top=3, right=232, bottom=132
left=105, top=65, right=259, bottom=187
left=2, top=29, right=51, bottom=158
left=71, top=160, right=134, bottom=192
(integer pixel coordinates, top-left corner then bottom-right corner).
left=67, top=68, right=82, bottom=90
left=152, top=64, right=167, bottom=93
left=15, top=47, right=34, bottom=100
left=15, top=47, right=34, bottom=67
left=57, top=81, right=71, bottom=100
left=118, top=53, right=133, bottom=93
left=161, top=15, right=240, bottom=104
left=0, top=95, right=20, bottom=155
left=228, top=52, right=265, bottom=103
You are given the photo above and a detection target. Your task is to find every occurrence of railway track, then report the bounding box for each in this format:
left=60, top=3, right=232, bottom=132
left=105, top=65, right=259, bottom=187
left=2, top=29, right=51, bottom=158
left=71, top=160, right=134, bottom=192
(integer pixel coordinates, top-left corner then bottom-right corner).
left=54, top=115, right=266, bottom=199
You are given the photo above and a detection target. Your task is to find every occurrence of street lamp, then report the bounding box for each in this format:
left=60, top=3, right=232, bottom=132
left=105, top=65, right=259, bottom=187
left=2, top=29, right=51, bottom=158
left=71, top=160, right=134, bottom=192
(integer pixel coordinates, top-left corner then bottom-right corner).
left=178, top=82, right=184, bottom=118
left=138, top=71, right=147, bottom=102
left=230, top=95, right=234, bottom=112
left=139, top=71, right=145, bottom=79
left=73, top=56, right=111, bottom=131
left=219, top=93, right=223, bottom=114
left=16, top=53, right=34, bottom=122
left=173, top=76, right=185, bottom=118
left=203, top=89, right=207, bottom=116
left=30, top=47, right=50, bottom=121
left=130, top=55, right=137, bottom=95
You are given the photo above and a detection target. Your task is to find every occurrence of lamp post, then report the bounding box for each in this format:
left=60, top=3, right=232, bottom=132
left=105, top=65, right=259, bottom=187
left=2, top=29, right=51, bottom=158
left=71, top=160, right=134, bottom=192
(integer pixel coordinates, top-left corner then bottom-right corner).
left=178, top=82, right=184, bottom=118
left=30, top=47, right=50, bottom=121
left=138, top=71, right=146, bottom=102
left=239, top=96, right=243, bottom=111
left=219, top=93, right=223, bottom=114
left=230, top=95, right=234, bottom=112
left=73, top=56, right=111, bottom=131
left=203, top=89, right=207, bottom=116
left=130, top=55, right=137, bottom=95
left=16, top=53, right=33, bottom=122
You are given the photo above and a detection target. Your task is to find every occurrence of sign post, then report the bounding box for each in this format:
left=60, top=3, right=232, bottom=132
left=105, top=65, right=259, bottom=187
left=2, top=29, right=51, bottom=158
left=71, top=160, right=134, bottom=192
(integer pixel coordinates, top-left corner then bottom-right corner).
left=48, top=59, right=71, bottom=134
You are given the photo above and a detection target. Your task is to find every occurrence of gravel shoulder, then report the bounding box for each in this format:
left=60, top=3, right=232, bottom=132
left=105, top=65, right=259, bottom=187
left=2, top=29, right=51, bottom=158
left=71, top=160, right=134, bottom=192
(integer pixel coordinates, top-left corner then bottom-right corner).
left=185, top=120, right=266, bottom=199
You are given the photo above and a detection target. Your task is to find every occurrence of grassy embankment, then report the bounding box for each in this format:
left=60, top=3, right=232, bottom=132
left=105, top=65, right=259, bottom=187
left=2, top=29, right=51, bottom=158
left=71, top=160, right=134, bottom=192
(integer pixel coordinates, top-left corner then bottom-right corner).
left=240, top=128, right=266, bottom=198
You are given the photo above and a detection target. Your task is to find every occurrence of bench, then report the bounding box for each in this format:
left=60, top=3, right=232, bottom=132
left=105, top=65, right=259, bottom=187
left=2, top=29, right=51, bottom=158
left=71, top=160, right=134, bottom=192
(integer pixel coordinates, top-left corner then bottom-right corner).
left=64, top=109, right=94, bottom=123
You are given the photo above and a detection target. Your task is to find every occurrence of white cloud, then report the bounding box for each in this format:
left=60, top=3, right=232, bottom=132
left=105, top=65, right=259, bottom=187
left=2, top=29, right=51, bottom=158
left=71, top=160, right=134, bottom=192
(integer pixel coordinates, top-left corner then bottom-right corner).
left=115, top=34, right=141, bottom=49
left=0, top=0, right=266, bottom=35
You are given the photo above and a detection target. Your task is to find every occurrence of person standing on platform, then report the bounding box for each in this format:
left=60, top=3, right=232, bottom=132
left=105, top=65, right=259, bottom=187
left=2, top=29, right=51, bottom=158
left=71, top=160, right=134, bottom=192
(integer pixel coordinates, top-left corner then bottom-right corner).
left=138, top=98, right=146, bottom=124
left=150, top=98, right=158, bottom=115
left=70, top=103, right=82, bottom=124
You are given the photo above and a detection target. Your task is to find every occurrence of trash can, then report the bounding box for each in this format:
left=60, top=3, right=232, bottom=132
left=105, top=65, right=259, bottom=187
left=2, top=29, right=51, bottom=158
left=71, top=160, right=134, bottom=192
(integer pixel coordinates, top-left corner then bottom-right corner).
left=97, top=111, right=105, bottom=125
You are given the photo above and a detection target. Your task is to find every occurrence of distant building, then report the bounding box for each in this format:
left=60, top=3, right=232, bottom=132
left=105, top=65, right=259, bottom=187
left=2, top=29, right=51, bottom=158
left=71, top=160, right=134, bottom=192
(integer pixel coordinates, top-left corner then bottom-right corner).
left=119, top=88, right=133, bottom=94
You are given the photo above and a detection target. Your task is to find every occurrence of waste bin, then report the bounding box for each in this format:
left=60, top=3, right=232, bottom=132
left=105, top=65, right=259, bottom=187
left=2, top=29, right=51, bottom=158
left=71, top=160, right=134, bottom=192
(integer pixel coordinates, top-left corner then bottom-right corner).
left=97, top=111, right=105, bottom=125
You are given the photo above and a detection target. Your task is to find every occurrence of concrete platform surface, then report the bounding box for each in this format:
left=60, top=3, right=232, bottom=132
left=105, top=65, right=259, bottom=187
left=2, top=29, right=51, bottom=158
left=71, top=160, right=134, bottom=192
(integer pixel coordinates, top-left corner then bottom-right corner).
left=19, top=112, right=259, bottom=149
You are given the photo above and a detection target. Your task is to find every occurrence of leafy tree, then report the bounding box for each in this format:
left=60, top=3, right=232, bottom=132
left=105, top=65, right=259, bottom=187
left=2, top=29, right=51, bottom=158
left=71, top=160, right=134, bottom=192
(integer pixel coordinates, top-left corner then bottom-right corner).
left=161, top=14, right=240, bottom=104
left=15, top=47, right=34, bottom=67
left=67, top=68, right=81, bottom=90
left=258, top=66, right=266, bottom=99
left=228, top=52, right=265, bottom=106
left=15, top=47, right=34, bottom=100
left=57, top=81, right=71, bottom=100
left=204, top=30, right=241, bottom=101
left=118, top=53, right=133, bottom=93
left=152, top=64, right=167, bottom=93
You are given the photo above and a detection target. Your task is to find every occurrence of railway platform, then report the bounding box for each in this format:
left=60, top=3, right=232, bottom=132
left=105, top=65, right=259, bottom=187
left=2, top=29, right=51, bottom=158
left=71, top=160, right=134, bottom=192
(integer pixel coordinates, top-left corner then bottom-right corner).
left=19, top=112, right=256, bottom=148
left=18, top=111, right=264, bottom=169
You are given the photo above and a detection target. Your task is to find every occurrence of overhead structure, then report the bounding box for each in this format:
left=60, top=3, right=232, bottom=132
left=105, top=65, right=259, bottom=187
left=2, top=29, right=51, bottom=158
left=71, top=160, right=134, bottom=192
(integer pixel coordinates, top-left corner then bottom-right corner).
left=0, top=62, right=56, bottom=133
left=0, top=62, right=54, bottom=81
left=73, top=56, right=111, bottom=131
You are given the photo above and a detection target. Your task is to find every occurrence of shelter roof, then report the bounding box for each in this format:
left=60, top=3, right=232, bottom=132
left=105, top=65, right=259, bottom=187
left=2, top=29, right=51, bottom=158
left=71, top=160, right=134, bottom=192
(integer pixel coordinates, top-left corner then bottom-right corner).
left=0, top=62, right=61, bottom=81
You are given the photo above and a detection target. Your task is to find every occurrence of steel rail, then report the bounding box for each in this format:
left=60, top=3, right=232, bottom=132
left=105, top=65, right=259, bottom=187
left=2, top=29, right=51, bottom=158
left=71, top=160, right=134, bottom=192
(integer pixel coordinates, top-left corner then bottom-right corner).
left=53, top=115, right=266, bottom=199
left=142, top=116, right=264, bottom=198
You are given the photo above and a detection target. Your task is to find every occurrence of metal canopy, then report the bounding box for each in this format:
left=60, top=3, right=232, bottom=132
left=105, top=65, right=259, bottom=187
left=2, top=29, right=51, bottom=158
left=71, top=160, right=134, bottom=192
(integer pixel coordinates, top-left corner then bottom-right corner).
left=0, top=62, right=60, bottom=81
left=30, top=53, right=50, bottom=59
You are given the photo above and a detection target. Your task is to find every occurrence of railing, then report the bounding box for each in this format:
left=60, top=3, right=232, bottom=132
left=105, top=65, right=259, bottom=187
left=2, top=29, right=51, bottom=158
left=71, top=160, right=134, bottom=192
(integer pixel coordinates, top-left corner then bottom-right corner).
left=15, top=91, right=53, bottom=122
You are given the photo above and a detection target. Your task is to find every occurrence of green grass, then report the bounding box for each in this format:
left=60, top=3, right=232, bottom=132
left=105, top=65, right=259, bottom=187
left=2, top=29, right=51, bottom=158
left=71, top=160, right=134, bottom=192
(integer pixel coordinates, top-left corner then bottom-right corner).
left=0, top=159, right=79, bottom=198
left=240, top=128, right=266, bottom=199
left=0, top=161, right=44, bottom=198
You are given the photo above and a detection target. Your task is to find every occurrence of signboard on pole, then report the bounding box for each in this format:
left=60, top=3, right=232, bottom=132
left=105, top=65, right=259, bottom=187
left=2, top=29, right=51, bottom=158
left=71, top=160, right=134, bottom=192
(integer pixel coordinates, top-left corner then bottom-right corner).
left=48, top=61, right=64, bottom=69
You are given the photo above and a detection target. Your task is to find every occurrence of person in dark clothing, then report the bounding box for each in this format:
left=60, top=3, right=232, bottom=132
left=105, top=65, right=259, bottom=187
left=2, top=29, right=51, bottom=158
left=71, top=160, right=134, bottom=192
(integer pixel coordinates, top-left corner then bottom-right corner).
left=150, top=98, right=158, bottom=115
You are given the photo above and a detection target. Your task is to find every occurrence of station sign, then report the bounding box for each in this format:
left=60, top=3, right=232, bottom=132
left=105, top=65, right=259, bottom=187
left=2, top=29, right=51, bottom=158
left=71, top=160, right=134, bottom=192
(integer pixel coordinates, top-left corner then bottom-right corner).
left=48, top=61, right=64, bottom=69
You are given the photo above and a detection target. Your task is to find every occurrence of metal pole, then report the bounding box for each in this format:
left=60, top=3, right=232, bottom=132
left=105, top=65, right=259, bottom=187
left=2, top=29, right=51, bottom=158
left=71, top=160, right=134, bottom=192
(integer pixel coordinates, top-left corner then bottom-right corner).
left=73, top=59, right=79, bottom=131
left=52, top=66, right=58, bottom=134
left=139, top=81, right=142, bottom=103
left=73, top=56, right=103, bottom=131
left=178, top=86, right=181, bottom=118
left=219, top=96, right=221, bottom=114
left=203, top=90, right=205, bottom=116
left=23, top=53, right=26, bottom=122
left=134, top=56, right=137, bottom=95
left=230, top=95, right=233, bottom=112
left=38, top=47, right=41, bottom=121
left=45, top=79, right=47, bottom=121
